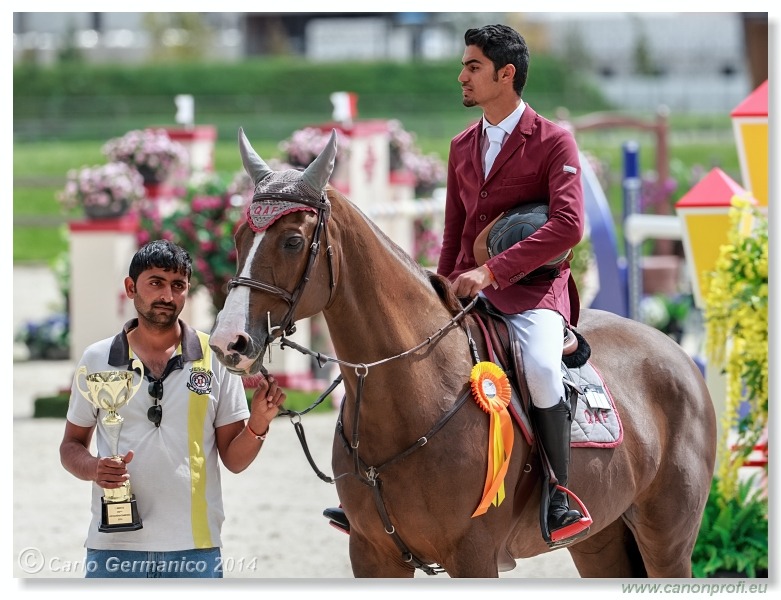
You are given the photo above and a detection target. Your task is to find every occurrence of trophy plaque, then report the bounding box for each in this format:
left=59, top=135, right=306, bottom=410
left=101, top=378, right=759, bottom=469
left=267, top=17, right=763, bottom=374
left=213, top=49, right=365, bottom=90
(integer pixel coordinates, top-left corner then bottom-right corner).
left=76, top=359, right=144, bottom=532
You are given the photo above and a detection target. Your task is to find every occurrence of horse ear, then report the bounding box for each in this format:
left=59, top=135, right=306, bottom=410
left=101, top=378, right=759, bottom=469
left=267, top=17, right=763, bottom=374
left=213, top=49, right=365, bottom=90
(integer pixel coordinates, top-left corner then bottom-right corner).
left=238, top=127, right=274, bottom=185
left=302, top=129, right=337, bottom=193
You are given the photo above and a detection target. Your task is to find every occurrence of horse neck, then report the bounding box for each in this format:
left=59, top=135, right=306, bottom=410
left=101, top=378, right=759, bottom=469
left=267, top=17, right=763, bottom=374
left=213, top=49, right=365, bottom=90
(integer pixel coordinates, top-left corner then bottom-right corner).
left=322, top=198, right=459, bottom=367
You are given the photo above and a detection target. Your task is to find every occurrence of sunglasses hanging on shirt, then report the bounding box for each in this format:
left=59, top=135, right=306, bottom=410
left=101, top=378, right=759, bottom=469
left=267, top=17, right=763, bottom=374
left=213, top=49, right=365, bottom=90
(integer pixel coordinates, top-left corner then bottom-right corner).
left=147, top=379, right=164, bottom=427
left=141, top=354, right=183, bottom=428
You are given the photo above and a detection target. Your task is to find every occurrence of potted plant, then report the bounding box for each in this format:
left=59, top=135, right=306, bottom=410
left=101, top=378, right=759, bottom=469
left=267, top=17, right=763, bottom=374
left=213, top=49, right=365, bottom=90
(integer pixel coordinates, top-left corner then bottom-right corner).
left=102, top=128, right=188, bottom=185
left=693, top=195, right=769, bottom=578
left=388, top=119, right=446, bottom=196
left=57, top=161, right=146, bottom=219
left=691, top=476, right=768, bottom=578
left=278, top=126, right=351, bottom=169
left=15, top=313, right=70, bottom=360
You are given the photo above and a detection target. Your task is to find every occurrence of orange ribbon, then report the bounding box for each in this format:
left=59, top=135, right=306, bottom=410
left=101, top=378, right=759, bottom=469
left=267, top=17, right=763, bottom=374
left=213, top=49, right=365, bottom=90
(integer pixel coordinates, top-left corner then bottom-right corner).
left=469, top=362, right=514, bottom=517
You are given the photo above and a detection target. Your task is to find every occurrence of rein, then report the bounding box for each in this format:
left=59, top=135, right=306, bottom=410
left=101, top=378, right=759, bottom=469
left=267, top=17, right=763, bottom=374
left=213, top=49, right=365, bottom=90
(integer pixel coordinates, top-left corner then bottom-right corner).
left=277, top=294, right=478, bottom=485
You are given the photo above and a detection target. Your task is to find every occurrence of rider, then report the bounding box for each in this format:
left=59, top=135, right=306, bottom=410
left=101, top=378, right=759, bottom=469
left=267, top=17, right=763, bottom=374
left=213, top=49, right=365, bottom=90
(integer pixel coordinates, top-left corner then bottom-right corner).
left=324, top=23, right=588, bottom=543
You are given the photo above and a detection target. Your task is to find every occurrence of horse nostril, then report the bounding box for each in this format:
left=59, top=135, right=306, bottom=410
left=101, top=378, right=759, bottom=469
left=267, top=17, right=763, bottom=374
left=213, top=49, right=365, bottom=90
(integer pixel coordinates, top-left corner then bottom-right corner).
left=227, top=335, right=253, bottom=356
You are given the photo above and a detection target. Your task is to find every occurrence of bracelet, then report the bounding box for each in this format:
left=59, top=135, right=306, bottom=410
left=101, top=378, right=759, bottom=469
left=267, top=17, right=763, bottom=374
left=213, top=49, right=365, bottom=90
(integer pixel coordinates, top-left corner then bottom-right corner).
left=246, top=422, right=269, bottom=440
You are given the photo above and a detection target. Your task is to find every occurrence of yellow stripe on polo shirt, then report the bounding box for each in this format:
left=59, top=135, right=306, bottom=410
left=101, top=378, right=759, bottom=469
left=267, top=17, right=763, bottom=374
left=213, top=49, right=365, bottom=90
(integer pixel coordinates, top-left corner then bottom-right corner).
left=188, top=331, right=212, bottom=548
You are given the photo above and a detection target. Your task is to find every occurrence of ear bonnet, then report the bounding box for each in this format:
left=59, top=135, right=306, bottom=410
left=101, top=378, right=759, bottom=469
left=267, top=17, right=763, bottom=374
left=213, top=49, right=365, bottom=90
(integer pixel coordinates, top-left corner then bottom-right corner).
left=238, top=127, right=336, bottom=232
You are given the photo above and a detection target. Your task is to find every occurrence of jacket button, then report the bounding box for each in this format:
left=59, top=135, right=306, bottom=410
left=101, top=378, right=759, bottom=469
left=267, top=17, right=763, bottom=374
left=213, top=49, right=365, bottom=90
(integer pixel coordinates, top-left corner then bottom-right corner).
left=479, top=214, right=487, bottom=221
left=480, top=191, right=488, bottom=198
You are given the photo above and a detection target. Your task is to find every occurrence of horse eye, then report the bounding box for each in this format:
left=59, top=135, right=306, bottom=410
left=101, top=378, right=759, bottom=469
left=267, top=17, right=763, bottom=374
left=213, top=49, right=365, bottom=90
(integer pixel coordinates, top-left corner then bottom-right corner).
left=284, top=235, right=305, bottom=251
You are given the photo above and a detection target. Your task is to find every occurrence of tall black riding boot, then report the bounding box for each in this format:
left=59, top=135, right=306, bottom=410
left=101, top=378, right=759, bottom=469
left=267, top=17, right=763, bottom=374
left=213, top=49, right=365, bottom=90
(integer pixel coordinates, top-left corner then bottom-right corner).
left=533, top=398, right=583, bottom=532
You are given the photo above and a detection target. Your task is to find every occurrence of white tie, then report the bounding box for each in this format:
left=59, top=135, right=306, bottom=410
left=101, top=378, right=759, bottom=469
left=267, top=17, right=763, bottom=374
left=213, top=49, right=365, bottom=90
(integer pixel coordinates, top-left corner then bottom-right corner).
left=484, top=126, right=504, bottom=177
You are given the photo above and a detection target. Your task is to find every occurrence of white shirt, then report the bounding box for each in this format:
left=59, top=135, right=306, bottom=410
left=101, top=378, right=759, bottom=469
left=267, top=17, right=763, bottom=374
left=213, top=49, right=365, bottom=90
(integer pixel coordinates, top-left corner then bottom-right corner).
left=481, top=101, right=526, bottom=157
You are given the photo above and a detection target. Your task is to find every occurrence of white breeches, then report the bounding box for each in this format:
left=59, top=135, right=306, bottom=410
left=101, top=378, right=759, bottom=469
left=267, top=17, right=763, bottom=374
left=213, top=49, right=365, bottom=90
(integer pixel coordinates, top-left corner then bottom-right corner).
left=503, top=307, right=566, bottom=409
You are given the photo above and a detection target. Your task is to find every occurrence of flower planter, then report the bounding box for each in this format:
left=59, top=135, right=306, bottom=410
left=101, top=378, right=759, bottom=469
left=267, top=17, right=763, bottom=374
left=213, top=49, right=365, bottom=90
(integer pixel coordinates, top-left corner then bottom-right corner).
left=83, top=198, right=131, bottom=220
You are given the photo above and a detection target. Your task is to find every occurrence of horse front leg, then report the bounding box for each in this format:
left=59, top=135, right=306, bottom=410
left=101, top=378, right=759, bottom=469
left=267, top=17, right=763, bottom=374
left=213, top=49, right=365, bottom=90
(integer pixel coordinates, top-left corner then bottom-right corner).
left=348, top=534, right=415, bottom=578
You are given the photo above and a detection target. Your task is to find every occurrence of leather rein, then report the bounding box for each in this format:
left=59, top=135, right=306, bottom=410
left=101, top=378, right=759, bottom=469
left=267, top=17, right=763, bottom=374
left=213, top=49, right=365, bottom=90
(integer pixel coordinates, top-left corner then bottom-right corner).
left=226, top=191, right=479, bottom=575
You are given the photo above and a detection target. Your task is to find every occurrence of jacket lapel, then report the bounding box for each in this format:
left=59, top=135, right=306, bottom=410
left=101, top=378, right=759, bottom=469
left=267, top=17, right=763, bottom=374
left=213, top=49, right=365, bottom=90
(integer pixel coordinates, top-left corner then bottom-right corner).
left=467, top=122, right=483, bottom=181
left=484, top=105, right=537, bottom=184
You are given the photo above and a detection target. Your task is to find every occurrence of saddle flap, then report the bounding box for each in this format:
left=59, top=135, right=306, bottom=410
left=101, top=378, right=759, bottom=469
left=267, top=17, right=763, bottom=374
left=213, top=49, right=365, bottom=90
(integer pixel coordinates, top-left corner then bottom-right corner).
left=470, top=312, right=534, bottom=447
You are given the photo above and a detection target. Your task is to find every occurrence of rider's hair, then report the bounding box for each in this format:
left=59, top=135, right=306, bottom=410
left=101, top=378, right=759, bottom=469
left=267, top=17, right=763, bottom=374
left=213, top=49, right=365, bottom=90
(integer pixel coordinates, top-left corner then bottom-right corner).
left=464, top=24, right=530, bottom=96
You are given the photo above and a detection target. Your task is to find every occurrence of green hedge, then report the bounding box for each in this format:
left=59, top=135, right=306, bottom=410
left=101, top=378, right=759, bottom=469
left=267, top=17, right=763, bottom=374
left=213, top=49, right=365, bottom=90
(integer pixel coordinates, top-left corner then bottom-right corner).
left=13, top=57, right=610, bottom=142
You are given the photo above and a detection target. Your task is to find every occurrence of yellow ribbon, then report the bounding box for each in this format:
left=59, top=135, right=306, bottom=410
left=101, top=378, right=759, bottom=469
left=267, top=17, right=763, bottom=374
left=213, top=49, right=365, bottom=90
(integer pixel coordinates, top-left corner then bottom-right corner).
left=469, top=362, right=514, bottom=517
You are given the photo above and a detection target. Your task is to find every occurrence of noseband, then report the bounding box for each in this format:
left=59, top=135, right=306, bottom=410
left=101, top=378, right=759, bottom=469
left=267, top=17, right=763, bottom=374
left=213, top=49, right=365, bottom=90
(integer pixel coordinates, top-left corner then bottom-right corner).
left=227, top=192, right=335, bottom=338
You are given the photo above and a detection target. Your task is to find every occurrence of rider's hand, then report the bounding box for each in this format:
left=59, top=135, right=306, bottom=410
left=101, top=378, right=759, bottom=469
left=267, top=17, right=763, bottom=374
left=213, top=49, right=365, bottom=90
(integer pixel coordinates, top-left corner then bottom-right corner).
left=452, top=265, right=496, bottom=298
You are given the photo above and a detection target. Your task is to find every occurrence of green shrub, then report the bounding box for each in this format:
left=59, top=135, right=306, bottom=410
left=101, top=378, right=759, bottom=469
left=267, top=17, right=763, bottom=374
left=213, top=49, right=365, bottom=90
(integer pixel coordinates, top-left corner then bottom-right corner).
left=13, top=57, right=609, bottom=143
left=691, top=476, right=768, bottom=578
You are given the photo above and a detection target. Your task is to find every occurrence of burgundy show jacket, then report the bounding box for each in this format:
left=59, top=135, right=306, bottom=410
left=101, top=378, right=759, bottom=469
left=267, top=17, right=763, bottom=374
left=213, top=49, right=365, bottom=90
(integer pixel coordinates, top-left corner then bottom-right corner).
left=437, top=105, right=585, bottom=326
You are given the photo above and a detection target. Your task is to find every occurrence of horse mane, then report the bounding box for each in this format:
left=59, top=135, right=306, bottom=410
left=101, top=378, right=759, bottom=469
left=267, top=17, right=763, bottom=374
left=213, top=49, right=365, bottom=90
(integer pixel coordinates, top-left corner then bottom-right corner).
left=427, top=272, right=464, bottom=317
left=323, top=186, right=465, bottom=319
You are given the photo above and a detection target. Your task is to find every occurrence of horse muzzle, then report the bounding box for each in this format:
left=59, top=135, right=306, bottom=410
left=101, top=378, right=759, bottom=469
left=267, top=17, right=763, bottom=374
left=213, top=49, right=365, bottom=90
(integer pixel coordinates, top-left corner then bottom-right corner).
left=209, top=326, right=269, bottom=375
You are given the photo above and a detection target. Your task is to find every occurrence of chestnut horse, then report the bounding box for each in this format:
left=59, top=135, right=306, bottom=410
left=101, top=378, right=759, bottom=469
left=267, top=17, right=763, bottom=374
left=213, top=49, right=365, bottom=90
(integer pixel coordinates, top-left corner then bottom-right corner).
left=209, top=128, right=717, bottom=578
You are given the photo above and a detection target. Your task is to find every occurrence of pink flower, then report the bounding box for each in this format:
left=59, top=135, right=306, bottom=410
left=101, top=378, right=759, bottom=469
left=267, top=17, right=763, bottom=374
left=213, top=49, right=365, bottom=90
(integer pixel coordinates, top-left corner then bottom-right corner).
left=102, top=129, right=188, bottom=182
left=57, top=162, right=145, bottom=213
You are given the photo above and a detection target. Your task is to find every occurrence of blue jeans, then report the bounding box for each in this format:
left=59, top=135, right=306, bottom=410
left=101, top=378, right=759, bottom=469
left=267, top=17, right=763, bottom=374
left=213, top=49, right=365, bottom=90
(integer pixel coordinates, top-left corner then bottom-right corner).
left=85, top=548, right=223, bottom=578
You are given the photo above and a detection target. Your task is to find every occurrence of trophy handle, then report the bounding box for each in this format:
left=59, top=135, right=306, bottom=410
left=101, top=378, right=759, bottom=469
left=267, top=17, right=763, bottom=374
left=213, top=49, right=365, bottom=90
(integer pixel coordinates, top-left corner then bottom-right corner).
left=75, top=365, right=91, bottom=402
left=129, top=359, right=145, bottom=397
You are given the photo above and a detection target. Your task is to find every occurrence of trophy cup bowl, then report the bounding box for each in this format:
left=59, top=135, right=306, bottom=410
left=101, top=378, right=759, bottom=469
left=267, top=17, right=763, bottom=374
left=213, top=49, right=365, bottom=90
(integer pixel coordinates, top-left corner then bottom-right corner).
left=76, top=358, right=145, bottom=532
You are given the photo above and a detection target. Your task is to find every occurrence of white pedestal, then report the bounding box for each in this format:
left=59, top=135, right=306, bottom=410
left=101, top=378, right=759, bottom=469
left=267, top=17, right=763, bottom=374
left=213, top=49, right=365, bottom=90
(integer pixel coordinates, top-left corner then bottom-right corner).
left=163, top=126, right=217, bottom=173
left=69, top=215, right=212, bottom=361
left=69, top=215, right=141, bottom=361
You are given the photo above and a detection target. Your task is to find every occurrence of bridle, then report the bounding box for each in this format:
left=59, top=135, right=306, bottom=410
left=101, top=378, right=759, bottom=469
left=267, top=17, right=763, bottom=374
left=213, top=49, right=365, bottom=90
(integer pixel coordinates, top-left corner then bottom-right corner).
left=227, top=191, right=336, bottom=340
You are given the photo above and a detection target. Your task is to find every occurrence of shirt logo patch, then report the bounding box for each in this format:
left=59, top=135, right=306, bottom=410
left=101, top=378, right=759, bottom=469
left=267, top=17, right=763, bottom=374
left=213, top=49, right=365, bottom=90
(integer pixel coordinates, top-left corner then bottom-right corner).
left=563, top=165, right=578, bottom=174
left=188, top=367, right=213, bottom=395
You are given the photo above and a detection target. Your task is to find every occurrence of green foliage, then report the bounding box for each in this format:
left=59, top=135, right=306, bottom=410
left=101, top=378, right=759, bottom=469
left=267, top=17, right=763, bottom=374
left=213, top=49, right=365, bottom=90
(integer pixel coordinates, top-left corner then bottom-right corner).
left=691, top=476, right=768, bottom=578
left=13, top=56, right=610, bottom=143
left=13, top=56, right=603, bottom=105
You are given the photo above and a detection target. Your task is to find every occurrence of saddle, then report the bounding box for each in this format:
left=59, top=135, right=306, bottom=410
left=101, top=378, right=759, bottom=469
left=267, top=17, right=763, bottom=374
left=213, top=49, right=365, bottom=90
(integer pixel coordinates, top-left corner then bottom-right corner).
left=468, top=297, right=590, bottom=408
left=467, top=298, right=595, bottom=549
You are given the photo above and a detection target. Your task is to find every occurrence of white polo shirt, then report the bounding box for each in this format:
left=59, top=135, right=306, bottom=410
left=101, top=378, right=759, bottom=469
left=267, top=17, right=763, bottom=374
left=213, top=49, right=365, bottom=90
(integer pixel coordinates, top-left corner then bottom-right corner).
left=66, top=319, right=250, bottom=551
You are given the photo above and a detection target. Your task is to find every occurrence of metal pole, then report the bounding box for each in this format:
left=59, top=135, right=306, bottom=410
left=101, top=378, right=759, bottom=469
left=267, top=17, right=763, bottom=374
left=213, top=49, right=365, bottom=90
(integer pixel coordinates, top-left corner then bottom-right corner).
left=623, top=141, right=643, bottom=321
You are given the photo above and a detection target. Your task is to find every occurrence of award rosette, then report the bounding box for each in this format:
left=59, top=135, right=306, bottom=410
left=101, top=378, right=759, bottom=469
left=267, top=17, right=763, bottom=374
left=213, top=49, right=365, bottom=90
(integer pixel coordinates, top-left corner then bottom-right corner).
left=76, top=359, right=145, bottom=532
left=469, top=361, right=514, bottom=517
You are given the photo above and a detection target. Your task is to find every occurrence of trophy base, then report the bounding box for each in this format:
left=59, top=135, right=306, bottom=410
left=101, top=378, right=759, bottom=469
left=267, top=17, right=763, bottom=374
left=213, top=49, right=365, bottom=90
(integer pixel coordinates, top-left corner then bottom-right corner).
left=99, top=495, right=143, bottom=533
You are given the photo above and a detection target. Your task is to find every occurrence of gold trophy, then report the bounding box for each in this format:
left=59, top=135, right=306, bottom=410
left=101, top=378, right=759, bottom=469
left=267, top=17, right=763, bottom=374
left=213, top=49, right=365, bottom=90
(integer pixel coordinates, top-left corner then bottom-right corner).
left=76, top=359, right=144, bottom=532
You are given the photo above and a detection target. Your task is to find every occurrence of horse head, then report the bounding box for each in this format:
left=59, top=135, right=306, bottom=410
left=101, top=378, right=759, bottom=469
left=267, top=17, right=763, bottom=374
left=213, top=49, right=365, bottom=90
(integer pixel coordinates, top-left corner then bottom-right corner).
left=209, top=128, right=338, bottom=375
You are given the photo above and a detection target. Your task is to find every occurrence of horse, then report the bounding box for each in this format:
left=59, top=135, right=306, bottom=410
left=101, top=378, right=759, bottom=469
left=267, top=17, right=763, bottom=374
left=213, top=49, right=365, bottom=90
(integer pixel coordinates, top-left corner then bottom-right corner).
left=209, top=128, right=717, bottom=578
